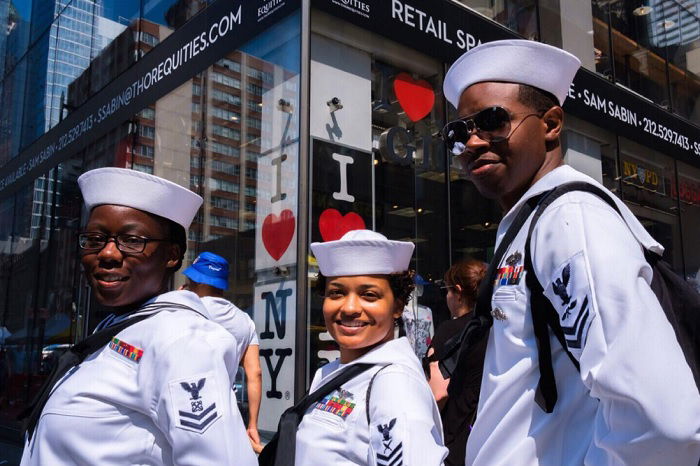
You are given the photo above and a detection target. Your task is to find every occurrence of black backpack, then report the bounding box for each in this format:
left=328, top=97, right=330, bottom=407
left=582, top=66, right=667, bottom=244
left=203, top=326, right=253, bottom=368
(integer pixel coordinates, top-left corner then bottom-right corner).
left=526, top=181, right=700, bottom=412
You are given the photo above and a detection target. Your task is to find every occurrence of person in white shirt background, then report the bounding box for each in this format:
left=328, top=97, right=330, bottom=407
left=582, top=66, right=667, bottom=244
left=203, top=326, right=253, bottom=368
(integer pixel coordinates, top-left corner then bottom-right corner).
left=290, top=229, right=448, bottom=466
left=181, top=251, right=263, bottom=454
left=20, top=167, right=256, bottom=466
left=441, top=39, right=700, bottom=465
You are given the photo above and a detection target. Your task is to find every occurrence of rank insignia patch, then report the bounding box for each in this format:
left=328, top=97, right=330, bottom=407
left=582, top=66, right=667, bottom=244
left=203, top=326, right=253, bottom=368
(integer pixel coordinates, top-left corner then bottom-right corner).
left=375, top=418, right=403, bottom=466
left=169, top=372, right=221, bottom=433
left=544, top=251, right=596, bottom=355
left=108, top=337, right=143, bottom=363
left=313, top=388, right=356, bottom=420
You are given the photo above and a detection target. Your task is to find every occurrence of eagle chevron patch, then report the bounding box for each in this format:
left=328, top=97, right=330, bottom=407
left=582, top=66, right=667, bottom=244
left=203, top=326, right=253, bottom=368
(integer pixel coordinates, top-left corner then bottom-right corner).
left=169, top=372, right=222, bottom=433
left=371, top=417, right=404, bottom=466
left=544, top=251, right=596, bottom=356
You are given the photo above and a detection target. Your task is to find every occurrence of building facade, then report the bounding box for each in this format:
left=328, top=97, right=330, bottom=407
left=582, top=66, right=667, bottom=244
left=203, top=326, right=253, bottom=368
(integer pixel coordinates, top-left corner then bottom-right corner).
left=0, top=0, right=698, bottom=444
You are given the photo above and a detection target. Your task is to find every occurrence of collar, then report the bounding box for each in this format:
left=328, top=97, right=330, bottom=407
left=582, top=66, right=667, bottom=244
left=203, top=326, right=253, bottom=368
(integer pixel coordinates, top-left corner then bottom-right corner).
left=497, top=165, right=663, bottom=255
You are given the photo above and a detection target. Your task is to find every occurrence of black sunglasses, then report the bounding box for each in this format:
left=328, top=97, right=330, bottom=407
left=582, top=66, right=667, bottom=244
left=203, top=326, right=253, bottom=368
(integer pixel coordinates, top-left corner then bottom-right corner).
left=439, top=106, right=542, bottom=156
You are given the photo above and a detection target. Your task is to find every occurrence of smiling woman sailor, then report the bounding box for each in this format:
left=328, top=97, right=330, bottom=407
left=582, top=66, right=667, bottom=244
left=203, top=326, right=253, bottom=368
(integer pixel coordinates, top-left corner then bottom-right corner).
left=262, top=230, right=447, bottom=466
left=19, top=167, right=256, bottom=466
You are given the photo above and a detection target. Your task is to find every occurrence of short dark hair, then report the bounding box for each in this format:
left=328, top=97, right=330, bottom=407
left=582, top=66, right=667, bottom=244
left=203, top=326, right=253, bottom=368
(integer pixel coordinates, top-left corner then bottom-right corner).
left=167, top=220, right=187, bottom=271
left=315, top=270, right=416, bottom=307
left=518, top=84, right=558, bottom=114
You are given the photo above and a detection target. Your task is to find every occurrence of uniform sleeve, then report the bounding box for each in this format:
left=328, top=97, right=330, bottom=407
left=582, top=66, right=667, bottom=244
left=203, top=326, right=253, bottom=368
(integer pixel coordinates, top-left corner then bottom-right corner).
left=142, top=331, right=256, bottom=466
left=248, top=316, right=259, bottom=346
left=531, top=194, right=700, bottom=465
left=366, top=366, right=447, bottom=466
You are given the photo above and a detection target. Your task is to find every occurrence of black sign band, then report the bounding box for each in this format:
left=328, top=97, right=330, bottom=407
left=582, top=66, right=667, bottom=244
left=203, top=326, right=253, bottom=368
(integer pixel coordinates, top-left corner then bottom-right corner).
left=312, top=0, right=700, bottom=166
left=0, top=0, right=300, bottom=201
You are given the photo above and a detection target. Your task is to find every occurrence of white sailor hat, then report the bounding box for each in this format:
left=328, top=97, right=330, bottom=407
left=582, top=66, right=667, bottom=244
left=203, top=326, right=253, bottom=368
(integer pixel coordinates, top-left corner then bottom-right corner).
left=311, top=230, right=415, bottom=277
left=78, top=167, right=203, bottom=230
left=443, top=39, right=581, bottom=108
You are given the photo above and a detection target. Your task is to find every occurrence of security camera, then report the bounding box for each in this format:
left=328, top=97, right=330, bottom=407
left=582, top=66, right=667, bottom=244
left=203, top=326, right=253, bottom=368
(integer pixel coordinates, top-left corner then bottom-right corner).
left=277, top=98, right=293, bottom=114
left=274, top=266, right=289, bottom=277
left=326, top=97, right=343, bottom=112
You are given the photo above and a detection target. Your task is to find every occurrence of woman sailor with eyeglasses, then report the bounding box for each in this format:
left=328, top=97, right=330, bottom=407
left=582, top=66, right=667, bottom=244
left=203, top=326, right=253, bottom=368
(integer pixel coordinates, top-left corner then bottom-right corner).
left=20, top=168, right=256, bottom=466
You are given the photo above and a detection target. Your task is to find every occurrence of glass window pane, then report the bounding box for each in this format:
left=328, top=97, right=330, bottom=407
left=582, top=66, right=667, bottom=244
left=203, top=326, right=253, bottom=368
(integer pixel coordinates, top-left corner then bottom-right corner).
left=618, top=136, right=682, bottom=271
left=676, top=160, right=700, bottom=286
left=308, top=29, right=449, bottom=371
left=0, top=61, right=29, bottom=164
left=2, top=0, right=34, bottom=78
left=20, top=29, right=52, bottom=149
left=591, top=1, right=700, bottom=123
left=454, top=0, right=539, bottom=39
left=142, top=0, right=206, bottom=31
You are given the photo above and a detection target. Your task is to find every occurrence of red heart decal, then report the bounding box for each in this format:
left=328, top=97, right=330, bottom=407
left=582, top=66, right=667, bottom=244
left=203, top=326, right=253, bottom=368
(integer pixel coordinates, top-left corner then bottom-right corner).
left=319, top=209, right=366, bottom=242
left=262, top=209, right=295, bottom=261
left=393, top=72, right=435, bottom=122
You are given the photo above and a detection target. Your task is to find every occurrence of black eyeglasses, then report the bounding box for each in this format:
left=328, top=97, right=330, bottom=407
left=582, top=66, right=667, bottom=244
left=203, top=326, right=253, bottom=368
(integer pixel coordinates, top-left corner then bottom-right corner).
left=439, top=106, right=542, bottom=156
left=78, top=233, right=169, bottom=253
left=435, top=279, right=454, bottom=291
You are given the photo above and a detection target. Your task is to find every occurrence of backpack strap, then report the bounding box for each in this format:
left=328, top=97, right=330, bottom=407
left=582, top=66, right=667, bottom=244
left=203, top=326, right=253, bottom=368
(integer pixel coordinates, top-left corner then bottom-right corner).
left=20, top=301, right=205, bottom=438
left=439, top=192, right=547, bottom=383
left=365, top=364, right=392, bottom=424
left=524, top=181, right=621, bottom=412
left=272, top=363, right=374, bottom=466
left=20, top=311, right=153, bottom=438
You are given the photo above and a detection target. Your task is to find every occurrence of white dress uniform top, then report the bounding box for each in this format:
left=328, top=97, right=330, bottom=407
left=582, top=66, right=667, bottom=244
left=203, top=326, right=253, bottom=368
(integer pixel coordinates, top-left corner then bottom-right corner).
left=21, top=290, right=257, bottom=465
left=295, top=337, right=448, bottom=465
left=466, top=165, right=700, bottom=465
left=200, top=296, right=259, bottom=364
left=22, top=167, right=256, bottom=465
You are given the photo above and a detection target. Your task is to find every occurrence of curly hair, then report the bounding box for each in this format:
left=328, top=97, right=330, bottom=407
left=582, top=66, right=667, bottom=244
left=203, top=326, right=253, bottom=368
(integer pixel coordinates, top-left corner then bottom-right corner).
left=315, top=270, right=416, bottom=306
left=444, top=259, right=487, bottom=310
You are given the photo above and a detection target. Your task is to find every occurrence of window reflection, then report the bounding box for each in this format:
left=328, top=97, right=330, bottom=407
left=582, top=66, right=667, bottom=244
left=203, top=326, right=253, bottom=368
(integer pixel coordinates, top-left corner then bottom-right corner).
left=618, top=137, right=682, bottom=271
left=455, top=0, right=539, bottom=39
left=144, top=0, right=207, bottom=30
left=676, top=161, right=700, bottom=287
left=0, top=5, right=302, bottom=435
left=592, top=0, right=700, bottom=124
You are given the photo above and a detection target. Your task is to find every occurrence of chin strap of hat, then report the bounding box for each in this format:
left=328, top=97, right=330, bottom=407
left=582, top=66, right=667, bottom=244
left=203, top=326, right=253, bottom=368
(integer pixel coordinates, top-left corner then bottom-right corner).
left=18, top=302, right=196, bottom=440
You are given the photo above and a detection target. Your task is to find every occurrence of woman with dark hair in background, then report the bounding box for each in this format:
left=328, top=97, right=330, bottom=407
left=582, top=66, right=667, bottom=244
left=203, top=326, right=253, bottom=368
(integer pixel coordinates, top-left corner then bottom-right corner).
left=425, top=259, right=487, bottom=466
left=20, top=168, right=255, bottom=466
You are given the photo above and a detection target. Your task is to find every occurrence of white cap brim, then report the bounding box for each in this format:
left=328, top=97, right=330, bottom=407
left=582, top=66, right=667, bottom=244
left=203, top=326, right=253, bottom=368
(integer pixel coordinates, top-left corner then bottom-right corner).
left=78, top=167, right=203, bottom=230
left=443, top=39, right=581, bottom=108
left=311, top=230, right=415, bottom=276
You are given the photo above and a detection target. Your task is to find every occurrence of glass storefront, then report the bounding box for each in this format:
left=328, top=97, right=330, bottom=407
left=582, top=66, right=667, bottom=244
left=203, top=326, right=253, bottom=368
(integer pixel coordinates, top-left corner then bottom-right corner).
left=0, top=0, right=302, bottom=443
left=592, top=0, right=700, bottom=124
left=0, top=0, right=698, bottom=454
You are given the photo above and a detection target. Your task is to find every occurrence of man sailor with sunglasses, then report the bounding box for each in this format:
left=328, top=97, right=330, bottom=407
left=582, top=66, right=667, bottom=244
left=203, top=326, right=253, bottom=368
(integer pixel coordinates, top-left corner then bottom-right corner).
left=441, top=40, right=700, bottom=465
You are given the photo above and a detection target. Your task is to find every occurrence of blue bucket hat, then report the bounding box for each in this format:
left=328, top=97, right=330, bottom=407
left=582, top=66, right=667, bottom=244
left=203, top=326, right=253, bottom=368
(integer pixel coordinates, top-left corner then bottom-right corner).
left=414, top=274, right=430, bottom=286
left=183, top=252, right=229, bottom=290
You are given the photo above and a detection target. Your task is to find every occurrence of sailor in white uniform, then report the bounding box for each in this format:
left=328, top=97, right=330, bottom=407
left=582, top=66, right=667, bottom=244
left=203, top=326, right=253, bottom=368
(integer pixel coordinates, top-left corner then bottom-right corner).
left=294, top=230, right=448, bottom=465
left=182, top=251, right=263, bottom=453
left=441, top=40, right=700, bottom=465
left=20, top=167, right=256, bottom=466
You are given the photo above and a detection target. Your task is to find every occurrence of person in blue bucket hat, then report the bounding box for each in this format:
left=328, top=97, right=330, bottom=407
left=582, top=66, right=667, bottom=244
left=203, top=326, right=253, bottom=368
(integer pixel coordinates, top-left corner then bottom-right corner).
left=182, top=252, right=263, bottom=454
left=183, top=252, right=230, bottom=290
